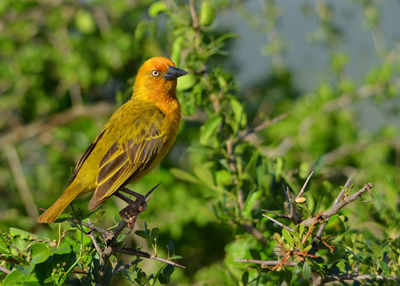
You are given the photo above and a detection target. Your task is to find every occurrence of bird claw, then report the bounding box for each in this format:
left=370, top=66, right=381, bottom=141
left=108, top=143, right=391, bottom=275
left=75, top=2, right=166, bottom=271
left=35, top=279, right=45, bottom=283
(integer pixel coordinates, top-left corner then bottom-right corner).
left=116, top=184, right=161, bottom=229
left=119, top=197, right=147, bottom=229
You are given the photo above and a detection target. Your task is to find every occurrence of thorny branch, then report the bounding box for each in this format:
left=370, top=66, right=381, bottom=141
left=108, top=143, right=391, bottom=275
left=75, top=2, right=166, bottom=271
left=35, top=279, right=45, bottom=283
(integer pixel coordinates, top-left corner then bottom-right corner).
left=69, top=185, right=185, bottom=283
left=311, top=174, right=354, bottom=251
left=301, top=182, right=373, bottom=227
left=237, top=176, right=385, bottom=284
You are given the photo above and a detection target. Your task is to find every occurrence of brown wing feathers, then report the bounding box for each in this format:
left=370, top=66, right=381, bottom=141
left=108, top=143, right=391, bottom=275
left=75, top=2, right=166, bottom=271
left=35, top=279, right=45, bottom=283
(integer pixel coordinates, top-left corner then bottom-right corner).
left=88, top=110, right=165, bottom=210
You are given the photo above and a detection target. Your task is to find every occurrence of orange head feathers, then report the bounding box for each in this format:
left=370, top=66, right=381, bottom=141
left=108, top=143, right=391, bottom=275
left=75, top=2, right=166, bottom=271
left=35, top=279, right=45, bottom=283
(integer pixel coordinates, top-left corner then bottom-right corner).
left=134, top=57, right=187, bottom=98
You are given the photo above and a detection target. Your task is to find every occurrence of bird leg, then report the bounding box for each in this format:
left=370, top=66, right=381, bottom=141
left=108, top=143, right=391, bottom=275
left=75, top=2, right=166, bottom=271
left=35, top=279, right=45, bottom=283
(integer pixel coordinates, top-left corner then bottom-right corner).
left=119, top=187, right=145, bottom=201
left=116, top=183, right=161, bottom=229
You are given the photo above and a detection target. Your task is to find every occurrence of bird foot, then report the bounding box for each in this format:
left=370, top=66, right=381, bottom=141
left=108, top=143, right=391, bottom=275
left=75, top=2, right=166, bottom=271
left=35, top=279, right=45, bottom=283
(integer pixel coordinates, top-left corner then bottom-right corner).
left=116, top=183, right=161, bottom=229
left=119, top=197, right=147, bottom=229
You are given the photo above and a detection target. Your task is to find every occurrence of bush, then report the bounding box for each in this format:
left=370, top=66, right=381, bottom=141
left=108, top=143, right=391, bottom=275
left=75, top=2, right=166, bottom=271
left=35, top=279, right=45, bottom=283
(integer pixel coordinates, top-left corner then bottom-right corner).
left=0, top=0, right=399, bottom=285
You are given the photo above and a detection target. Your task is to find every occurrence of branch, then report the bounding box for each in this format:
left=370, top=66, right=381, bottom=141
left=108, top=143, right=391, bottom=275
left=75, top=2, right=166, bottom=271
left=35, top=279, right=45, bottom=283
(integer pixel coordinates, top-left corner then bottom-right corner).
left=75, top=184, right=185, bottom=280
left=311, top=175, right=354, bottom=249
left=114, top=258, right=142, bottom=274
left=226, top=138, right=244, bottom=211
left=323, top=274, right=400, bottom=283
left=0, top=266, right=11, bottom=275
left=234, top=259, right=296, bottom=267
left=0, top=102, right=113, bottom=146
left=237, top=113, right=288, bottom=142
left=301, top=183, right=373, bottom=227
left=4, top=145, right=38, bottom=219
left=295, top=171, right=314, bottom=202
left=189, top=0, right=200, bottom=48
left=262, top=214, right=296, bottom=233
left=262, top=209, right=292, bottom=220
left=114, top=248, right=186, bottom=269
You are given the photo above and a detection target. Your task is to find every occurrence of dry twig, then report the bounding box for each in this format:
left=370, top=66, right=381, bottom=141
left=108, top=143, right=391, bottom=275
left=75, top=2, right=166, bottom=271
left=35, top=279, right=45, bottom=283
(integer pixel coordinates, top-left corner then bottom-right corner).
left=4, top=145, right=38, bottom=219
left=234, top=259, right=296, bottom=267
left=295, top=171, right=314, bottom=201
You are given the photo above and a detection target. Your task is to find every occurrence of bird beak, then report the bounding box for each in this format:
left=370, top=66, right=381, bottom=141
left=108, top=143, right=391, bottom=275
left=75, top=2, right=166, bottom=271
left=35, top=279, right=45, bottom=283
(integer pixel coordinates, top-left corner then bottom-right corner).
left=163, top=66, right=188, bottom=81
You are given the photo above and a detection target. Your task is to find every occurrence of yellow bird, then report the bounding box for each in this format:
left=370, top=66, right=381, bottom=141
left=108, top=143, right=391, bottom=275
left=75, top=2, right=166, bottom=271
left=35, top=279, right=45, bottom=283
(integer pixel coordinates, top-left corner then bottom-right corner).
left=38, top=57, right=187, bottom=223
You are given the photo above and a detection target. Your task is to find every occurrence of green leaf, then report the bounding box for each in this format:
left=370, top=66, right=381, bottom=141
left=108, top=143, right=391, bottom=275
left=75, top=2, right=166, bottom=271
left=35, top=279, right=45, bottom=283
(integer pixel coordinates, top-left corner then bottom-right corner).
left=31, top=243, right=50, bottom=265
left=199, top=1, right=215, bottom=26
left=193, top=164, right=214, bottom=188
left=299, top=224, right=305, bottom=238
left=150, top=228, right=160, bottom=242
left=54, top=214, right=72, bottom=223
left=275, top=158, right=283, bottom=180
left=230, top=98, right=245, bottom=129
left=303, top=262, right=311, bottom=280
left=379, top=261, right=391, bottom=275
left=9, top=227, right=38, bottom=240
left=135, top=230, right=149, bottom=240
left=243, top=191, right=262, bottom=217
left=241, top=271, right=249, bottom=286
left=3, top=269, right=39, bottom=285
left=170, top=168, right=199, bottom=184
left=171, top=36, right=185, bottom=66
left=75, top=10, right=95, bottom=34
left=148, top=1, right=167, bottom=18
left=215, top=169, right=232, bottom=186
left=177, top=74, right=196, bottom=91
left=282, top=229, right=293, bottom=246
left=200, top=116, right=222, bottom=145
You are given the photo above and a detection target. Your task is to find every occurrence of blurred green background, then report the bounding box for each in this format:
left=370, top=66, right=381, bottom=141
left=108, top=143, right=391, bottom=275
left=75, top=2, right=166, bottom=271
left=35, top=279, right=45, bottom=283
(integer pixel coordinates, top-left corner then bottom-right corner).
left=0, top=0, right=399, bottom=285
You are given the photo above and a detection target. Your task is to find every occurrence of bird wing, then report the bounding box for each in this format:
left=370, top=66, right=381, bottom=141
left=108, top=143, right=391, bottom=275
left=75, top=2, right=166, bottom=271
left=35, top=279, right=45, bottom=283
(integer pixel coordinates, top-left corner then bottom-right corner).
left=68, top=129, right=106, bottom=186
left=88, top=106, right=165, bottom=209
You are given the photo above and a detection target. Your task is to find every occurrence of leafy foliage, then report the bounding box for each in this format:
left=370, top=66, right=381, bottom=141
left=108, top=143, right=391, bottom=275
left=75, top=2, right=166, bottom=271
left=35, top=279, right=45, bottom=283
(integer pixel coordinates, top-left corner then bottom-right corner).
left=0, top=0, right=399, bottom=285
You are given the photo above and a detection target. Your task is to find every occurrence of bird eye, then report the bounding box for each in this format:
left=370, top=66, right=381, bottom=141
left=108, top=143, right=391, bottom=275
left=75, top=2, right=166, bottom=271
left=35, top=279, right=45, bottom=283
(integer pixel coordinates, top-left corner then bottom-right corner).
left=151, top=70, right=160, bottom=77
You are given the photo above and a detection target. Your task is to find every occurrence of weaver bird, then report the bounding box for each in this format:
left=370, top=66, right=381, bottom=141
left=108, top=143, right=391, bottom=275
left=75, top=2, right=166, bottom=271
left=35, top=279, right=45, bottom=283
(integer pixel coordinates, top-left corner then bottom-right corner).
left=38, top=57, right=187, bottom=223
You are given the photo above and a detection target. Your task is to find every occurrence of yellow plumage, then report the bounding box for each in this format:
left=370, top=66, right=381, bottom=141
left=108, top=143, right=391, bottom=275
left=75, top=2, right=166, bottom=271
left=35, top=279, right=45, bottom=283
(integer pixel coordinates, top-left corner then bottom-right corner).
left=38, top=57, right=186, bottom=223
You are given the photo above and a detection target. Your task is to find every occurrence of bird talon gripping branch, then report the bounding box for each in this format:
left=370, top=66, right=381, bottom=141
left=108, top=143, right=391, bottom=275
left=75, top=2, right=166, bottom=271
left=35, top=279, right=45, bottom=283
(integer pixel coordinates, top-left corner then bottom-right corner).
left=37, top=57, right=187, bottom=223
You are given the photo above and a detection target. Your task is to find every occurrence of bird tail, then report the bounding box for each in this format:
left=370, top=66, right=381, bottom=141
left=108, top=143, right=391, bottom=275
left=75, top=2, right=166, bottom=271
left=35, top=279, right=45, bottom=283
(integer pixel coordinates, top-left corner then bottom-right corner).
left=37, top=183, right=81, bottom=223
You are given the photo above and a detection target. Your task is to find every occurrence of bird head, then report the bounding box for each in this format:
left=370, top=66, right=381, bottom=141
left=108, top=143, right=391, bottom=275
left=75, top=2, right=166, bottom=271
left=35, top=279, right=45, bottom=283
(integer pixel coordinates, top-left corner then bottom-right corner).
left=134, top=57, right=187, bottom=98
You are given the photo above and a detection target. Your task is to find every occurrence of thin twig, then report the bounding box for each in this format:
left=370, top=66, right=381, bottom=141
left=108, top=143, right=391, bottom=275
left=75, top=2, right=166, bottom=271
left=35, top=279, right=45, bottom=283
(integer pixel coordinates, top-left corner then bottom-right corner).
left=114, top=258, right=142, bottom=273
left=262, top=214, right=296, bottom=233
left=227, top=138, right=245, bottom=211
left=70, top=219, right=111, bottom=237
left=295, top=171, right=314, bottom=201
left=323, top=274, right=400, bottom=283
left=234, top=259, right=296, bottom=267
left=189, top=0, right=200, bottom=48
left=0, top=266, right=11, bottom=275
left=311, top=175, right=354, bottom=249
left=240, top=222, right=268, bottom=244
left=302, top=211, right=323, bottom=245
left=333, top=174, right=354, bottom=206
left=4, top=145, right=38, bottom=219
left=262, top=209, right=292, bottom=220
left=89, top=232, right=103, bottom=258
left=114, top=248, right=186, bottom=269
left=283, top=186, right=301, bottom=223
left=237, top=113, right=288, bottom=142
